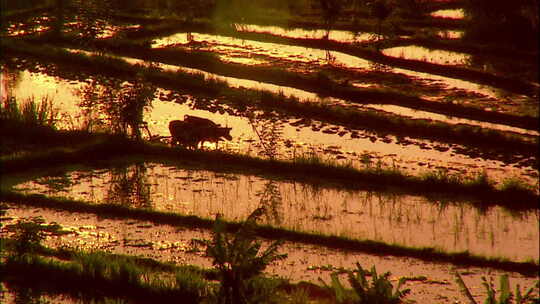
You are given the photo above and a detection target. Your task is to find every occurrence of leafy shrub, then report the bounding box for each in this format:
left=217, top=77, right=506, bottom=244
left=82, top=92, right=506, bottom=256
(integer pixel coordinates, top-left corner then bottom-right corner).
left=196, top=208, right=287, bottom=304
left=320, top=263, right=410, bottom=304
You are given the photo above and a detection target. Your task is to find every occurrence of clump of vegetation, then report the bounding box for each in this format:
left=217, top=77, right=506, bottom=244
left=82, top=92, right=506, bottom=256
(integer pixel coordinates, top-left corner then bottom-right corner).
left=0, top=96, right=58, bottom=128
left=196, top=208, right=288, bottom=304
left=5, top=216, right=61, bottom=260
left=454, top=271, right=540, bottom=304
left=320, top=262, right=410, bottom=304
left=248, top=110, right=284, bottom=160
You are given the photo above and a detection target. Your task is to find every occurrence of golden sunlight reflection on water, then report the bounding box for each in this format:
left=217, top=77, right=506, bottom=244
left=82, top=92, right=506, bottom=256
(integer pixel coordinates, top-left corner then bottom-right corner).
left=12, top=163, right=540, bottom=262
left=382, top=46, right=471, bottom=66
left=430, top=9, right=465, bottom=19
left=152, top=32, right=373, bottom=68
left=234, top=24, right=374, bottom=43
left=150, top=31, right=513, bottom=99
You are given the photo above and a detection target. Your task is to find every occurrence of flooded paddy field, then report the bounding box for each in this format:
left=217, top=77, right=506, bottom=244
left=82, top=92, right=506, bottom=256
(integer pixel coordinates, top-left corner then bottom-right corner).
left=1, top=0, right=539, bottom=303
left=11, top=162, right=540, bottom=261
left=2, top=61, right=537, bottom=187
left=1, top=202, right=538, bottom=304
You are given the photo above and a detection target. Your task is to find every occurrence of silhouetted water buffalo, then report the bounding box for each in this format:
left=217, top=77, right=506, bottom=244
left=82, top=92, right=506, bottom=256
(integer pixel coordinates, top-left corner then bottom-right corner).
left=169, top=116, right=232, bottom=149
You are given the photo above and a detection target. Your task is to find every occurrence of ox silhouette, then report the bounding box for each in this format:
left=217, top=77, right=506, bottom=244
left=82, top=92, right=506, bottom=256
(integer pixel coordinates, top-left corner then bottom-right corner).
left=169, top=116, right=232, bottom=149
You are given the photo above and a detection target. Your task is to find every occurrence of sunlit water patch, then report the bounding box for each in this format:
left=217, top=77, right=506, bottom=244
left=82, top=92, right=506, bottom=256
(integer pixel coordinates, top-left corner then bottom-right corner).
left=151, top=31, right=522, bottom=101
left=234, top=24, right=375, bottom=44
left=12, top=163, right=540, bottom=262
left=382, top=46, right=471, bottom=66
left=152, top=32, right=373, bottom=68
left=430, top=9, right=465, bottom=19
left=366, top=104, right=539, bottom=136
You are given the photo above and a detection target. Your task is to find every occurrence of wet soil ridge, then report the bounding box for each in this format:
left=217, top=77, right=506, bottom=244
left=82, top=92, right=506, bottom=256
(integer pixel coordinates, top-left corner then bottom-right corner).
left=1, top=134, right=538, bottom=208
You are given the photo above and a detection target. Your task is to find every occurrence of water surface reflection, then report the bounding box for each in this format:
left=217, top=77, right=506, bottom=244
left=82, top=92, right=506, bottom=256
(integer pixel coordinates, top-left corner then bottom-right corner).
left=13, top=163, right=539, bottom=262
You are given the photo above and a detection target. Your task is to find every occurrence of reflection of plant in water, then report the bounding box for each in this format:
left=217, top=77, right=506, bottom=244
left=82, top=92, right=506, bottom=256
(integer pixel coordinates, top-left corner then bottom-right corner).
left=319, top=0, right=344, bottom=38
left=256, top=181, right=283, bottom=226
left=247, top=110, right=284, bottom=160
left=77, top=74, right=155, bottom=139
left=35, top=173, right=73, bottom=195
left=105, top=163, right=151, bottom=209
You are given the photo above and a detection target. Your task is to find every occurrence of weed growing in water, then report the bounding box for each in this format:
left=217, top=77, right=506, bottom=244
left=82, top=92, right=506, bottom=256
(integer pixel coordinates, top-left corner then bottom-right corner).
left=196, top=208, right=287, bottom=304
left=319, top=262, right=410, bottom=304
left=454, top=271, right=540, bottom=304
left=247, top=110, right=284, bottom=160
left=0, top=96, right=58, bottom=128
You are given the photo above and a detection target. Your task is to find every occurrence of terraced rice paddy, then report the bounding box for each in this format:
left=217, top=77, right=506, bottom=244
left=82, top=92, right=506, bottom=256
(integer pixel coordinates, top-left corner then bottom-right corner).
left=1, top=0, right=538, bottom=303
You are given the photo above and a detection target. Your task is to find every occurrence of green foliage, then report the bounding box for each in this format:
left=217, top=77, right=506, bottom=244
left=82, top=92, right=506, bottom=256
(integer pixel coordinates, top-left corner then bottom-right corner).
left=175, top=268, right=211, bottom=301
left=499, top=178, right=533, bottom=194
left=454, top=272, right=540, bottom=304
left=320, top=263, right=410, bottom=304
left=197, top=208, right=287, bottom=304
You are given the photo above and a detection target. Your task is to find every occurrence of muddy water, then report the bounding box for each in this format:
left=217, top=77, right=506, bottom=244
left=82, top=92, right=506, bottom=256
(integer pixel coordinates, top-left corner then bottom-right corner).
left=2, top=204, right=538, bottom=304
left=2, top=64, right=537, bottom=186
left=12, top=163, right=540, bottom=262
